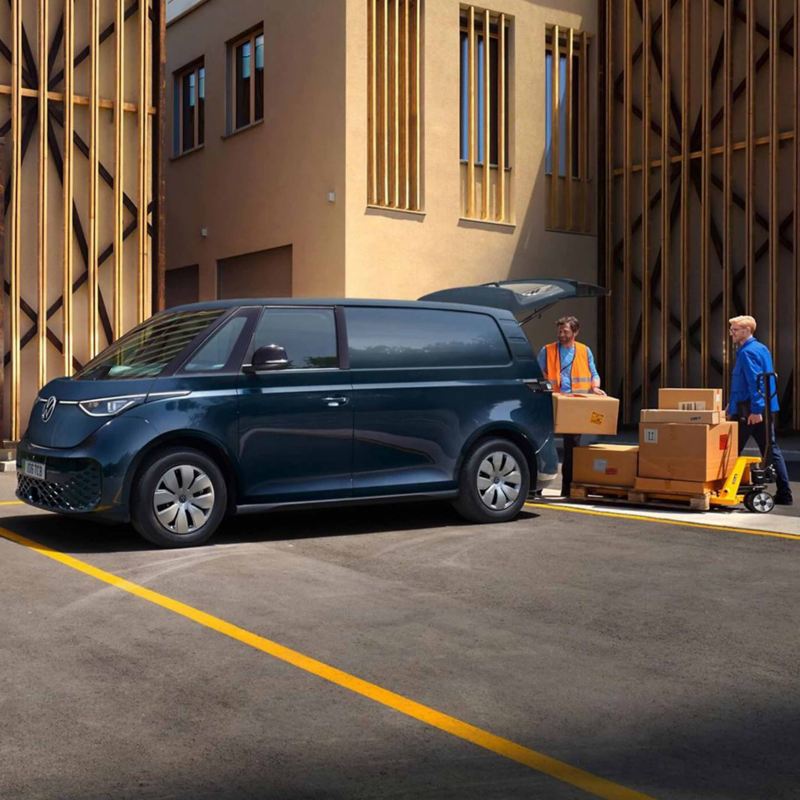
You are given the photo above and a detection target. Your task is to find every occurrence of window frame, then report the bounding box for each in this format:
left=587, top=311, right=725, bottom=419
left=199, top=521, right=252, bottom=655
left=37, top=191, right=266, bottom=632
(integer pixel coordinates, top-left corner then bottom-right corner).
left=177, top=307, right=260, bottom=377
left=544, top=29, right=589, bottom=180
left=344, top=306, right=512, bottom=371
left=227, top=24, right=265, bottom=135
left=172, top=57, right=205, bottom=158
left=243, top=306, right=342, bottom=373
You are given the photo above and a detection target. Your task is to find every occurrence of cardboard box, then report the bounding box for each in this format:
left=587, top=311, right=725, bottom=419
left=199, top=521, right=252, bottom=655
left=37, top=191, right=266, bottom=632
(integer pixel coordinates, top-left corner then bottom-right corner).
left=638, top=421, right=738, bottom=481
left=658, top=387, right=723, bottom=412
left=633, top=476, right=720, bottom=495
left=552, top=394, right=619, bottom=435
left=574, top=445, right=639, bottom=487
left=640, top=409, right=721, bottom=425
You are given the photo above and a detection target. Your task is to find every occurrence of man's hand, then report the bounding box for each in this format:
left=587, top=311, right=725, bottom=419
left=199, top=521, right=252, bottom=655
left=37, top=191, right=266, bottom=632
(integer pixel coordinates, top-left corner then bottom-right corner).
left=747, top=413, right=763, bottom=425
left=590, top=386, right=607, bottom=396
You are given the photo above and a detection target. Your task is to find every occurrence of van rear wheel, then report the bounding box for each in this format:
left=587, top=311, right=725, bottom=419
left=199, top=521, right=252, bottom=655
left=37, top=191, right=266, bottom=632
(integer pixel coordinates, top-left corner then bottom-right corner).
left=452, top=438, right=530, bottom=523
left=131, top=448, right=227, bottom=548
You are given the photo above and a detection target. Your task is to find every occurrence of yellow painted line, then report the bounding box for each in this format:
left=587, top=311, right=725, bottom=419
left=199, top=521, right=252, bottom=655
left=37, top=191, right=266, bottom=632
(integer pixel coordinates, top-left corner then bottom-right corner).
left=0, top=525, right=654, bottom=800
left=526, top=502, right=800, bottom=542
left=0, top=499, right=23, bottom=505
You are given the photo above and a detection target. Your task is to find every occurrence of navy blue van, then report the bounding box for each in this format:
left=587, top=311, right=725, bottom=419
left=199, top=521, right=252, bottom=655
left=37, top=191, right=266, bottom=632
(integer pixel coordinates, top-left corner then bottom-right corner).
left=16, top=281, right=605, bottom=547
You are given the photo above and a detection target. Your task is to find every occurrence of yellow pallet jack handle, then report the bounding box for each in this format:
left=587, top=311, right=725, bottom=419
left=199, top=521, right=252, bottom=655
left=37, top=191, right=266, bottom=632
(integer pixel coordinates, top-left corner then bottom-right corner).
left=709, top=456, right=763, bottom=507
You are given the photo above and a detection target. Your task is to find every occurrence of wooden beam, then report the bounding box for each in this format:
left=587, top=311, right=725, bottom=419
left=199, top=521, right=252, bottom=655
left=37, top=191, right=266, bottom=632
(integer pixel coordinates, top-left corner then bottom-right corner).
left=701, top=0, right=710, bottom=387
left=468, top=7, right=476, bottom=218
left=38, top=0, right=48, bottom=388
left=624, top=5, right=632, bottom=417
left=746, top=0, right=755, bottom=314
left=10, top=0, right=22, bottom=439
left=723, top=0, right=732, bottom=404
left=115, top=0, right=125, bottom=336
left=642, top=0, right=651, bottom=408
left=482, top=8, right=490, bottom=220
left=680, top=0, right=690, bottom=386
left=566, top=28, right=573, bottom=231
left=63, top=0, right=74, bottom=375
left=768, top=0, right=778, bottom=356
left=499, top=14, right=506, bottom=221
left=661, top=0, right=670, bottom=386
left=551, top=24, right=560, bottom=229
left=89, top=0, right=99, bottom=357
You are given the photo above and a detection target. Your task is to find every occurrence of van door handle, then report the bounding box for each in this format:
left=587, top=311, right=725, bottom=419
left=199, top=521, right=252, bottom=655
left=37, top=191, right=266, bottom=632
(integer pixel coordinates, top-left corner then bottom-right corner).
left=323, top=396, right=349, bottom=407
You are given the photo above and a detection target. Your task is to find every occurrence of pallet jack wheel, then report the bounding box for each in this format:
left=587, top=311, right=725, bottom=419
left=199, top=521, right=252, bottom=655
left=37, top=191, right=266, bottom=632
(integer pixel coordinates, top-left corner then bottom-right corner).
left=744, top=490, right=775, bottom=514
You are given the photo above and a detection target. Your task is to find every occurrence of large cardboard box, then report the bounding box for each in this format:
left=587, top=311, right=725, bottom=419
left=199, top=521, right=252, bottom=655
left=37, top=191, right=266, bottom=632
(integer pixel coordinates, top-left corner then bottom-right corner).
left=640, top=409, right=721, bottom=425
left=633, top=476, right=720, bottom=495
left=574, top=445, right=638, bottom=487
left=658, top=387, right=723, bottom=412
left=638, top=421, right=738, bottom=481
left=552, top=394, right=619, bottom=435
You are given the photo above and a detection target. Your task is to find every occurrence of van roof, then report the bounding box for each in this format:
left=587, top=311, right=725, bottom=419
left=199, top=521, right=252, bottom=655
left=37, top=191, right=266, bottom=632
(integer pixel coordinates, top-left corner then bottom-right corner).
left=162, top=297, right=520, bottom=322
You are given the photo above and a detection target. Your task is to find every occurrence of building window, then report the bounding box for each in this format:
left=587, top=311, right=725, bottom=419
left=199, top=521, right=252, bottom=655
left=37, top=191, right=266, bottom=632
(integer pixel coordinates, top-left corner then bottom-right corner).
left=459, top=6, right=511, bottom=223
left=228, top=26, right=264, bottom=133
left=545, top=25, right=592, bottom=233
left=173, top=59, right=204, bottom=155
left=367, top=0, right=422, bottom=211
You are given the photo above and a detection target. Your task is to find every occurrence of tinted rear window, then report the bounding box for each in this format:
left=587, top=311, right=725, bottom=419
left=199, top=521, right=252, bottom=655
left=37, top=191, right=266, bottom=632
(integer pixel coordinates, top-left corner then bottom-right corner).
left=77, top=309, right=224, bottom=379
left=345, top=307, right=510, bottom=369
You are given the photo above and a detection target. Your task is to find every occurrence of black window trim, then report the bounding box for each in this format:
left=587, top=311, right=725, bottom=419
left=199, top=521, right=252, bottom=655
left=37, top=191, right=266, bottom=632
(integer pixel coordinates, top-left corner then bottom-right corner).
left=174, top=306, right=261, bottom=377
left=343, top=305, right=513, bottom=371
left=241, top=304, right=342, bottom=373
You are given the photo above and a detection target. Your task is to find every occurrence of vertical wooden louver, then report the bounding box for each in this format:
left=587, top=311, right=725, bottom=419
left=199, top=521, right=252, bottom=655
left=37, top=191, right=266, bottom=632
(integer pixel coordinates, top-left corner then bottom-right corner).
left=367, top=0, right=422, bottom=211
left=601, top=0, right=800, bottom=431
left=460, top=6, right=510, bottom=223
left=545, top=24, right=592, bottom=233
left=1, top=0, right=166, bottom=441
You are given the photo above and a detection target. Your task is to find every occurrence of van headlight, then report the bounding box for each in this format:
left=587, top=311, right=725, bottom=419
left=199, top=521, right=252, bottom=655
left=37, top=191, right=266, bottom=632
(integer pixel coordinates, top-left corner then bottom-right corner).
left=78, top=395, right=146, bottom=417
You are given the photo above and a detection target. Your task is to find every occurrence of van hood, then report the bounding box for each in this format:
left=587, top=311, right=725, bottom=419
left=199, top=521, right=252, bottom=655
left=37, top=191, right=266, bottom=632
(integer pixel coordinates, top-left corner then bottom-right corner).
left=24, top=377, right=156, bottom=448
left=419, top=279, right=610, bottom=325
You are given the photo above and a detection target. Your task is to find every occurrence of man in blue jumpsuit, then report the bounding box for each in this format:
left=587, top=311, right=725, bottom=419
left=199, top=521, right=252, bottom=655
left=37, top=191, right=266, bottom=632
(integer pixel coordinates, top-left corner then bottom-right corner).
left=728, top=315, right=792, bottom=505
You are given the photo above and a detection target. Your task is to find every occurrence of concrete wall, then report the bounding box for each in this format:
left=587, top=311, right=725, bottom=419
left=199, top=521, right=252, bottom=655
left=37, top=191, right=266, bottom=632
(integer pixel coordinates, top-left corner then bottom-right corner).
left=343, top=0, right=601, bottom=356
left=165, top=0, right=347, bottom=300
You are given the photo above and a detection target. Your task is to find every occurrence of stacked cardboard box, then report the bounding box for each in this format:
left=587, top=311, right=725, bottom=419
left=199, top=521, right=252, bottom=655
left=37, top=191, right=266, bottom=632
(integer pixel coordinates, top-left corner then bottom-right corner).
left=573, top=444, right=639, bottom=488
left=571, top=387, right=739, bottom=494
left=635, top=388, right=738, bottom=490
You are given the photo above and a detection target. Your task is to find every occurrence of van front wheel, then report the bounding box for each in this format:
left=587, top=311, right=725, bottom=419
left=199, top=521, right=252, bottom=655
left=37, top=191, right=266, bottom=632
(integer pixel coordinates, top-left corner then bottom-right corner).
left=131, top=448, right=227, bottom=548
left=452, top=438, right=530, bottom=523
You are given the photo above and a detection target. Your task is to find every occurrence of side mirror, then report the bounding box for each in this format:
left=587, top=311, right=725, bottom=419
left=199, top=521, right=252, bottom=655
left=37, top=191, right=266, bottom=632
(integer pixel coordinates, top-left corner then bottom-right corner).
left=244, top=344, right=290, bottom=373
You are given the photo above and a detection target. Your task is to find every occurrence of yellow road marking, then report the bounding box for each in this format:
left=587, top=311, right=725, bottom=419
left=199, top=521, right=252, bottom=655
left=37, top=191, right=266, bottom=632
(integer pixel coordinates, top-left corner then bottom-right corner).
left=0, top=499, right=23, bottom=505
left=526, top=502, right=800, bottom=542
left=0, top=525, right=654, bottom=800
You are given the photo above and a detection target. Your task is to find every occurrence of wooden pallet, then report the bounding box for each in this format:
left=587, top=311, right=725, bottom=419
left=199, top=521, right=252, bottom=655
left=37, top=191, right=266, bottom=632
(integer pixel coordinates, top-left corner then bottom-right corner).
left=570, top=483, right=711, bottom=511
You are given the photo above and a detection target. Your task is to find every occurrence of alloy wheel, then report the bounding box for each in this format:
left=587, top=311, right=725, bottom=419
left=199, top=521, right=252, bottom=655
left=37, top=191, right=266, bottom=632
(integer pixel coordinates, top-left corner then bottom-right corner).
left=476, top=451, right=522, bottom=511
left=152, top=464, right=216, bottom=535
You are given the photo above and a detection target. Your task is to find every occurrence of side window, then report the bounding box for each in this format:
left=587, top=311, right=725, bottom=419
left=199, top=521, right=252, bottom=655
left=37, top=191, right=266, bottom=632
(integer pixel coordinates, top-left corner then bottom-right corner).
left=346, top=307, right=510, bottom=369
left=181, top=315, right=248, bottom=373
left=248, top=308, right=338, bottom=369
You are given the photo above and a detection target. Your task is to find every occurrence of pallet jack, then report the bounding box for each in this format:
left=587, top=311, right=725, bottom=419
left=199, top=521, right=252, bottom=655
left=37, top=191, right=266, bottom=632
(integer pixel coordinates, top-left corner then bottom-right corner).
left=707, top=372, right=777, bottom=514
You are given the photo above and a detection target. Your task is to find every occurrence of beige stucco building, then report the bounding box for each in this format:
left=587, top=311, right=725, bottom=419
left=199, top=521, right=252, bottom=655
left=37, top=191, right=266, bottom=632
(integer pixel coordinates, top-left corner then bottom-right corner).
left=165, top=0, right=600, bottom=355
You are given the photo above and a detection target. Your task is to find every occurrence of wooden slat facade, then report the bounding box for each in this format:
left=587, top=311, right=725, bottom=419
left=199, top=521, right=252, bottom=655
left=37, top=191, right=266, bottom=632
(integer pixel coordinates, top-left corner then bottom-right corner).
left=0, top=0, right=166, bottom=441
left=601, top=0, right=800, bottom=431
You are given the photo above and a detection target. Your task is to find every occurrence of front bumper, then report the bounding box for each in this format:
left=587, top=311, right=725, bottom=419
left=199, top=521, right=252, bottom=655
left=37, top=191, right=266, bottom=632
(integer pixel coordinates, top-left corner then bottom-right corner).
left=15, top=415, right=156, bottom=522
left=17, top=455, right=102, bottom=513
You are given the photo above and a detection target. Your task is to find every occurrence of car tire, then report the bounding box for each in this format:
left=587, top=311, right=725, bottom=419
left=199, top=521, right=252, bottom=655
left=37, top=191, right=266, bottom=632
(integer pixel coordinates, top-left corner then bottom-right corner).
left=131, top=448, right=228, bottom=548
left=452, top=437, right=530, bottom=523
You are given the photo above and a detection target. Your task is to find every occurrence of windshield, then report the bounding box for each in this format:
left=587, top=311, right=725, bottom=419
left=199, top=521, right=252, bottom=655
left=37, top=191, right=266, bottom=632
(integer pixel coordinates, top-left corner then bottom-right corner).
left=76, top=309, right=225, bottom=380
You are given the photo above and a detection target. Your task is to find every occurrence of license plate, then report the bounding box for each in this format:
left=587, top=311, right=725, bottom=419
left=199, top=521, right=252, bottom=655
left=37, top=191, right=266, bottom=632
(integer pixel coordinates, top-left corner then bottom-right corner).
left=22, top=460, right=45, bottom=480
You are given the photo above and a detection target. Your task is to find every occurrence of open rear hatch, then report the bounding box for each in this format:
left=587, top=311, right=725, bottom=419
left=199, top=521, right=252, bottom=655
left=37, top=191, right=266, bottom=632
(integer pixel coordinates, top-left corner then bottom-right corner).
left=419, top=279, right=610, bottom=325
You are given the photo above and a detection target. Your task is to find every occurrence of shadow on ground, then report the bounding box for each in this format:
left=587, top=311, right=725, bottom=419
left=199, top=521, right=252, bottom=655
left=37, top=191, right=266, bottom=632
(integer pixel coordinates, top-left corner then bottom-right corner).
left=0, top=502, right=541, bottom=555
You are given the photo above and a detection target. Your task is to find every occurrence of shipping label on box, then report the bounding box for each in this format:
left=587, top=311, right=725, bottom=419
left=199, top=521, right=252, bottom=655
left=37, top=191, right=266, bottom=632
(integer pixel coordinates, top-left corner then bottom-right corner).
left=658, top=388, right=723, bottom=412
left=552, top=394, right=620, bottom=435
left=637, top=421, right=738, bottom=482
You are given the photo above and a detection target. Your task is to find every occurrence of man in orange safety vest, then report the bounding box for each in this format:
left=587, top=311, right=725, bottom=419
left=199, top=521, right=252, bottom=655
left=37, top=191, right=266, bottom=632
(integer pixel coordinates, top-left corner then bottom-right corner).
left=537, top=316, right=605, bottom=498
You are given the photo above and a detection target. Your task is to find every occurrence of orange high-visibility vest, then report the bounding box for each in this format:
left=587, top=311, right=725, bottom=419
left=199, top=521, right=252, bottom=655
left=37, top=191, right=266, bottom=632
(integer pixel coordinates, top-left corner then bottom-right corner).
left=544, top=341, right=593, bottom=393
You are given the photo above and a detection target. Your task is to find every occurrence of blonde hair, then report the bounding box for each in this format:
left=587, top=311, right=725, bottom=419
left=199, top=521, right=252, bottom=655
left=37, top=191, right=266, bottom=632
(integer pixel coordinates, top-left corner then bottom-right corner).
left=729, top=315, right=757, bottom=333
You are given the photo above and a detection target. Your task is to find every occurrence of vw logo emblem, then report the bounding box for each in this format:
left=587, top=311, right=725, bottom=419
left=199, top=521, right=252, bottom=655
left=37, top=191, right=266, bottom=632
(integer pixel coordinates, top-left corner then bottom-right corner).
left=41, top=396, right=57, bottom=423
